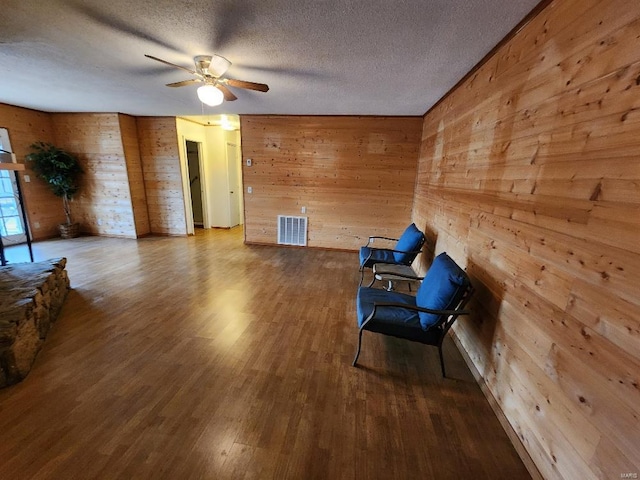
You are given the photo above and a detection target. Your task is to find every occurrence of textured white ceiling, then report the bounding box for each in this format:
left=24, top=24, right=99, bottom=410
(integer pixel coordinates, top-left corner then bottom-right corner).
left=0, top=0, right=540, bottom=116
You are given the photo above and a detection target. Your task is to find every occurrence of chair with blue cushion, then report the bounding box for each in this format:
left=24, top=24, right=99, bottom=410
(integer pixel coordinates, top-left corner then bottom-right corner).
left=359, top=223, right=425, bottom=286
left=353, top=252, right=473, bottom=377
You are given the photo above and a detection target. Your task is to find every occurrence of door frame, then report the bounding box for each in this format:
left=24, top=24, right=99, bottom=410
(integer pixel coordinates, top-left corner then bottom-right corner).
left=226, top=141, right=243, bottom=227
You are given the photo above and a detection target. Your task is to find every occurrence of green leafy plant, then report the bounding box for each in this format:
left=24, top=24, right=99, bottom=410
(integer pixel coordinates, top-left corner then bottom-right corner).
left=26, top=142, right=83, bottom=226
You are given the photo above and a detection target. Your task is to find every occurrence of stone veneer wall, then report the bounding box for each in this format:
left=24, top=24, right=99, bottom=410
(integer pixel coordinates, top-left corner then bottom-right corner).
left=0, top=258, right=70, bottom=387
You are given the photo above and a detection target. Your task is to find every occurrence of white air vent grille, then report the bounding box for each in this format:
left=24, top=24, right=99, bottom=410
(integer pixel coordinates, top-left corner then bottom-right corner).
left=277, top=215, right=308, bottom=246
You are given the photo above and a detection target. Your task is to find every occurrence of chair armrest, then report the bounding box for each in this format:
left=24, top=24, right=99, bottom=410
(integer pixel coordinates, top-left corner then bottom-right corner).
left=372, top=302, right=470, bottom=317
left=362, top=247, right=423, bottom=266
left=360, top=301, right=470, bottom=332
left=373, top=266, right=423, bottom=281
left=366, top=235, right=399, bottom=246
left=368, top=247, right=422, bottom=254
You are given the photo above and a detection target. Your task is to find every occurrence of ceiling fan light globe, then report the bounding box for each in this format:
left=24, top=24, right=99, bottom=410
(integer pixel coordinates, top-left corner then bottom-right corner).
left=197, top=85, right=224, bottom=106
left=209, top=55, right=232, bottom=77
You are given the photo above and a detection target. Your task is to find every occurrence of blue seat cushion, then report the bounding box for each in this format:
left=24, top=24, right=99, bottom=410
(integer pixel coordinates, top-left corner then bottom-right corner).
left=393, top=223, right=424, bottom=263
left=356, top=287, right=420, bottom=328
left=359, top=246, right=396, bottom=268
left=416, top=252, right=469, bottom=329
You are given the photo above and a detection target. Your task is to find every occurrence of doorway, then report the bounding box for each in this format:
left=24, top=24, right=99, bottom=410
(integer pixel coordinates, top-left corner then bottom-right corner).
left=186, top=140, right=205, bottom=227
left=226, top=142, right=242, bottom=228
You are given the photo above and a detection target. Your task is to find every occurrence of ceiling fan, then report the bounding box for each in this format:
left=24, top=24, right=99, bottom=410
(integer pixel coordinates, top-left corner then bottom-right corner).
left=145, top=54, right=269, bottom=106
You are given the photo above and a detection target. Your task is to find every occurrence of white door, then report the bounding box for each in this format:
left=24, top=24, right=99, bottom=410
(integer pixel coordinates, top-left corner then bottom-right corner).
left=227, top=143, right=241, bottom=228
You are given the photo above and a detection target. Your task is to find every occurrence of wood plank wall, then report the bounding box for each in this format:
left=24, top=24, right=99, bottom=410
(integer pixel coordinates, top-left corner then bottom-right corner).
left=414, top=0, right=640, bottom=478
left=119, top=114, right=150, bottom=237
left=241, top=116, right=422, bottom=250
left=136, top=117, right=187, bottom=236
left=0, top=104, right=61, bottom=240
left=0, top=106, right=183, bottom=239
left=52, top=113, right=138, bottom=238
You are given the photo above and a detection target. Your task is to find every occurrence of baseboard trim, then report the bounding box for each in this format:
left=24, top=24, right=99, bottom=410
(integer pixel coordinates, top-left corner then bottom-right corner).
left=243, top=241, right=356, bottom=253
left=449, top=331, right=544, bottom=480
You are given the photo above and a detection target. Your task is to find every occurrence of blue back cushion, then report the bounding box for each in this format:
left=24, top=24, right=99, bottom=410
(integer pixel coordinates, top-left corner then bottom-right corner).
left=416, top=253, right=469, bottom=329
left=393, top=223, right=424, bottom=263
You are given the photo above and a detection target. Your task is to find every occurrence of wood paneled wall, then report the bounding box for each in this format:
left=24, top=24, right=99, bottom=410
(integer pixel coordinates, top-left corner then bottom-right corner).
left=119, top=114, right=150, bottom=237
left=1, top=106, right=184, bottom=239
left=414, top=0, right=640, bottom=478
left=136, top=117, right=186, bottom=236
left=52, top=113, right=138, bottom=238
left=241, top=116, right=421, bottom=250
left=0, top=104, right=62, bottom=240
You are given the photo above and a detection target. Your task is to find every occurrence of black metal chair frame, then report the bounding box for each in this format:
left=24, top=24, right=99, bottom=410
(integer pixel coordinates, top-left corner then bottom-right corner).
left=352, top=284, right=474, bottom=377
left=358, top=235, right=426, bottom=286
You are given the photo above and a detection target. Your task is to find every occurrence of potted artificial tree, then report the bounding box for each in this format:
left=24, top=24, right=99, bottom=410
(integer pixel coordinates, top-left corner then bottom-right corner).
left=26, top=142, right=83, bottom=238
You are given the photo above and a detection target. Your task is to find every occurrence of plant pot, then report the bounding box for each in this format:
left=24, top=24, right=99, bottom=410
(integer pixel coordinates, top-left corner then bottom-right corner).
left=59, top=223, right=80, bottom=239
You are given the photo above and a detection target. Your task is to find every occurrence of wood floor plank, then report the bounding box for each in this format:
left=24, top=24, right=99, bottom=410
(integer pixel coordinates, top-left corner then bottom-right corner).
left=0, top=228, right=531, bottom=479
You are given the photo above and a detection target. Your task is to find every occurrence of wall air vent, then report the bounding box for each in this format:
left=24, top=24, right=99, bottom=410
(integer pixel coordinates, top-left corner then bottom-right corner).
left=277, top=215, right=308, bottom=246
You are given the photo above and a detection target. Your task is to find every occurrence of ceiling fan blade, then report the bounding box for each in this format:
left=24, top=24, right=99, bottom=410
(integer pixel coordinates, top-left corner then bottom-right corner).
left=216, top=84, right=238, bottom=101
left=144, top=54, right=196, bottom=74
left=166, top=79, right=201, bottom=88
left=226, top=78, right=269, bottom=92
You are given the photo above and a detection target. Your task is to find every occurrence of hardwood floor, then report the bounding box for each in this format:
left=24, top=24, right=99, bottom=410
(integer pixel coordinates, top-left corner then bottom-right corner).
left=0, top=228, right=531, bottom=479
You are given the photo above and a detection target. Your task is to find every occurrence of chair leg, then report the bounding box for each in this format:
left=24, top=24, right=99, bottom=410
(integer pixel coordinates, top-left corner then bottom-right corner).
left=352, top=329, right=364, bottom=366
left=438, top=345, right=446, bottom=378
